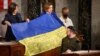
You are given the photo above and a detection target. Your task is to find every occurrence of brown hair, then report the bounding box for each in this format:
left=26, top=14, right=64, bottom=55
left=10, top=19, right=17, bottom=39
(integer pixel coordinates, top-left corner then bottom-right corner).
left=62, top=7, right=69, bottom=13
left=67, top=26, right=84, bottom=42
left=43, top=3, right=52, bottom=12
left=8, top=2, right=18, bottom=13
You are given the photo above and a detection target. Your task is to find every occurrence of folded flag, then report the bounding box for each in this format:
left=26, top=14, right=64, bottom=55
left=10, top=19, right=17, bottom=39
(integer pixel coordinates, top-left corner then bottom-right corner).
left=11, top=13, right=67, bottom=56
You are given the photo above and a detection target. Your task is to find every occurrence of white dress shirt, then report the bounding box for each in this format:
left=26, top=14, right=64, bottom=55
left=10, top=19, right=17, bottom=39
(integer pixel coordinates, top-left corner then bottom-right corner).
left=59, top=16, right=74, bottom=28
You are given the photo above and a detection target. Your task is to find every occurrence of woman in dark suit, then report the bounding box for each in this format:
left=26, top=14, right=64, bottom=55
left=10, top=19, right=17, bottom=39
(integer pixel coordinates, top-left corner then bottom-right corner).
left=2, top=2, right=29, bottom=41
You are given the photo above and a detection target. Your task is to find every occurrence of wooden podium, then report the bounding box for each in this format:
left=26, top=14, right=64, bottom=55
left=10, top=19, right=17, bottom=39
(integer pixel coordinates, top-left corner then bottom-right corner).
left=62, top=50, right=100, bottom=56
left=0, top=41, right=25, bottom=56
left=35, top=47, right=61, bottom=56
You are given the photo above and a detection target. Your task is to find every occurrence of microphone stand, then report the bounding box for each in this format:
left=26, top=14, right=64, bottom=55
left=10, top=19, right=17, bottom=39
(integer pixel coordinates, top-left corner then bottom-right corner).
left=86, top=42, right=90, bottom=53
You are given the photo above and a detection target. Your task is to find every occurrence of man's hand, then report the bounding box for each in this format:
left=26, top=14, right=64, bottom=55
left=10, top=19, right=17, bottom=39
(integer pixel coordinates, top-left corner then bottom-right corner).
left=66, top=49, right=72, bottom=53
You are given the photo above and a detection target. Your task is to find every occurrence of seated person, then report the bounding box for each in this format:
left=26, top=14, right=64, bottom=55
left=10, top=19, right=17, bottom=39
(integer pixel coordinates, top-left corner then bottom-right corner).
left=61, top=26, right=83, bottom=53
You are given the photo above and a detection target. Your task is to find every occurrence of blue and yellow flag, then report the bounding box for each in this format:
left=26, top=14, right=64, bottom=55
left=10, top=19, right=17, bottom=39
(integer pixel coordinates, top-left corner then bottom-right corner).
left=11, top=13, right=67, bottom=56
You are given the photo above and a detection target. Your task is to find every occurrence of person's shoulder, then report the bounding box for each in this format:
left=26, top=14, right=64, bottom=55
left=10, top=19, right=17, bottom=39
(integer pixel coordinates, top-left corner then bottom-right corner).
left=67, top=17, right=72, bottom=21
left=67, top=17, right=71, bottom=19
left=40, top=12, right=46, bottom=16
left=59, top=16, right=63, bottom=19
left=16, top=13, right=21, bottom=15
left=62, top=36, right=69, bottom=41
left=5, top=13, right=11, bottom=17
left=16, top=13, right=22, bottom=18
left=59, top=16, right=62, bottom=18
left=72, top=37, right=78, bottom=41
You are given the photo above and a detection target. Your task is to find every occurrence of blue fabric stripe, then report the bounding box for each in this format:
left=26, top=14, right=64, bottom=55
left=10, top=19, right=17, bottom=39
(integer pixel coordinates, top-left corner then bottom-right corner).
left=11, top=13, right=63, bottom=41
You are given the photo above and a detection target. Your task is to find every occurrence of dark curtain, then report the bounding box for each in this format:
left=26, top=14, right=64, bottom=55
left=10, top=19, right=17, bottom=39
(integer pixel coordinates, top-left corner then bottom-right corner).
left=78, top=0, right=91, bottom=50
left=27, top=0, right=55, bottom=19
left=27, top=0, right=41, bottom=19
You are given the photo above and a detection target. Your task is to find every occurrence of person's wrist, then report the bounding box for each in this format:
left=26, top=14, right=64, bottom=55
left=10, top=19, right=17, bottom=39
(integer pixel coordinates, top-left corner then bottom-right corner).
left=26, top=19, right=30, bottom=22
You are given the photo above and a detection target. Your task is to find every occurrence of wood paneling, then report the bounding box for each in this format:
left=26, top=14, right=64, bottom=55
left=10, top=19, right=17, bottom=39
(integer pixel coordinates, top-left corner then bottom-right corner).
left=0, top=42, right=25, bottom=56
left=35, top=47, right=61, bottom=56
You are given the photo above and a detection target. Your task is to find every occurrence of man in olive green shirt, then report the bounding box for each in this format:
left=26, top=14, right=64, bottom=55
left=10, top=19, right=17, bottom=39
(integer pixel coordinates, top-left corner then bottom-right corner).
left=61, top=26, right=81, bottom=53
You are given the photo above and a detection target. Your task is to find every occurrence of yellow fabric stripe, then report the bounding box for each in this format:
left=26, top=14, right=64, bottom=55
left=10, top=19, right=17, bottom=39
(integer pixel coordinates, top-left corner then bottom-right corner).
left=19, top=26, right=67, bottom=56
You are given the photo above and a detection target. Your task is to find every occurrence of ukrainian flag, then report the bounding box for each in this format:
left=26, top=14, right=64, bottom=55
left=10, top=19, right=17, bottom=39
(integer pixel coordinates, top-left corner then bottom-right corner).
left=11, top=13, right=67, bottom=56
